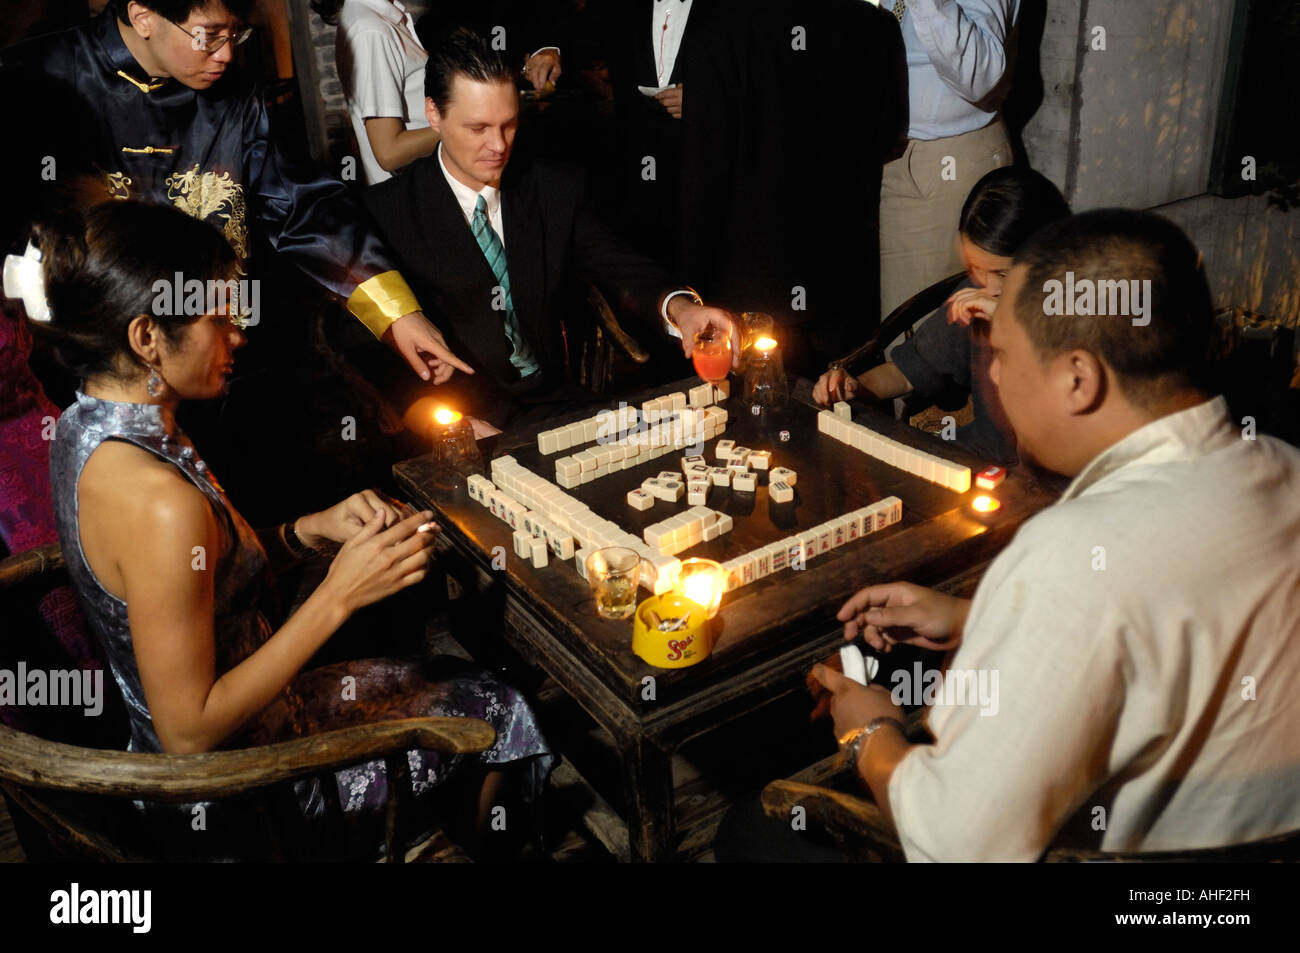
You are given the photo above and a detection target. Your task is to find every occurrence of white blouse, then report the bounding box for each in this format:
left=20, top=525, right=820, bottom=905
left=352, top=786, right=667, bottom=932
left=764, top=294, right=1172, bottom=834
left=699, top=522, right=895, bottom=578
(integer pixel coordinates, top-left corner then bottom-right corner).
left=335, top=0, right=429, bottom=185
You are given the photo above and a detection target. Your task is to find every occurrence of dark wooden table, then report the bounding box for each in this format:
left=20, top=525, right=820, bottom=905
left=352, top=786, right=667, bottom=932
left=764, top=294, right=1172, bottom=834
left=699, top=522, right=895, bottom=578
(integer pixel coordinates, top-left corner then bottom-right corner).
left=394, top=377, right=1061, bottom=861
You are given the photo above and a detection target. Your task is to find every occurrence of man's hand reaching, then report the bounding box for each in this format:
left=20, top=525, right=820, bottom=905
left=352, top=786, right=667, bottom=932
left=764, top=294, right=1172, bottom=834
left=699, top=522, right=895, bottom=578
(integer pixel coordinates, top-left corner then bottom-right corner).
left=524, top=49, right=562, bottom=91
left=386, top=312, right=475, bottom=383
left=668, top=299, right=739, bottom=367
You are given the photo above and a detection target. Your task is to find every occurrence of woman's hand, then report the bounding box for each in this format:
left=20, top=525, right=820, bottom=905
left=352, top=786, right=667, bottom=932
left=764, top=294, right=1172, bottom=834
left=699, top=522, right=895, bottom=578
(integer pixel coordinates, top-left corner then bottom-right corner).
left=945, top=287, right=999, bottom=327
left=813, top=367, right=860, bottom=406
left=296, top=490, right=406, bottom=548
left=318, top=510, right=438, bottom=615
left=837, top=582, right=971, bottom=654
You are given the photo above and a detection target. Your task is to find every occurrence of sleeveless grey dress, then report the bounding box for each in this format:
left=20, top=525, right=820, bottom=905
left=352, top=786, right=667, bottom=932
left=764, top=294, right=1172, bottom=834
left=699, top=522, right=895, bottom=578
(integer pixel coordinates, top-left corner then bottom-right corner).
left=49, top=392, right=555, bottom=859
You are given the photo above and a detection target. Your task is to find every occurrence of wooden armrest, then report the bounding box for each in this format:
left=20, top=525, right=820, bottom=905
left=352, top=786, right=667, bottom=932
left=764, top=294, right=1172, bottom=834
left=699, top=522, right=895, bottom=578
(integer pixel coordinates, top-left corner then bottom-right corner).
left=0, top=717, right=494, bottom=801
left=0, top=543, right=66, bottom=588
left=585, top=282, right=650, bottom=364
left=761, top=774, right=906, bottom=863
left=829, top=271, right=967, bottom=373
left=760, top=711, right=932, bottom=862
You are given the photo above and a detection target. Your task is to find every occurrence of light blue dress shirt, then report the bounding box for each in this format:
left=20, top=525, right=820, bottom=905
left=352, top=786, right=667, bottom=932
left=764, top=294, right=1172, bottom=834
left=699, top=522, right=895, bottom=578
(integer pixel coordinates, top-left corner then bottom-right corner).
left=898, top=0, right=1020, bottom=141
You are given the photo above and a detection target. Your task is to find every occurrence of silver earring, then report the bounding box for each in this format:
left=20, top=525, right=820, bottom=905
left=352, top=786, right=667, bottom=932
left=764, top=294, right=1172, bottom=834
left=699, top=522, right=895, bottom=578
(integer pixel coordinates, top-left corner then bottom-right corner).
left=146, top=365, right=163, bottom=398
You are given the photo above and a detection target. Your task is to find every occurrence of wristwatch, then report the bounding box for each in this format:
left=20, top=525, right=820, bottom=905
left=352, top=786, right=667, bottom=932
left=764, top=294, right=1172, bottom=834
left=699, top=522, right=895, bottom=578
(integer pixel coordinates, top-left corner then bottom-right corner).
left=839, top=716, right=906, bottom=773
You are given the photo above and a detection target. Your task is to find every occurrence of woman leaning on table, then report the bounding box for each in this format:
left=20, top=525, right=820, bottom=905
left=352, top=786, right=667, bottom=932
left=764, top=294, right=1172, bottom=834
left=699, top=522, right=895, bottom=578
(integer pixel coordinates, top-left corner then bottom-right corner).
left=13, top=201, right=554, bottom=860
left=814, top=167, right=1070, bottom=466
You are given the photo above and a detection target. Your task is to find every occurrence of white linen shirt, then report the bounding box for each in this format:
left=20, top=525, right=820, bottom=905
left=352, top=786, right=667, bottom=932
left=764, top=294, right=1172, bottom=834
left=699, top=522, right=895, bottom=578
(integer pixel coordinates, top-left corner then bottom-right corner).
left=889, top=396, right=1300, bottom=860
left=336, top=0, right=429, bottom=185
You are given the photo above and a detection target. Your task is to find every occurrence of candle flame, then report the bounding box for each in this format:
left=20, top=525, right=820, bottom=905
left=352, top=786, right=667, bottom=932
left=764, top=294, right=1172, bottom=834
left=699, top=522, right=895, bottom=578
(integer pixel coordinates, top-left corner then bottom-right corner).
left=434, top=408, right=461, bottom=426
left=755, top=336, right=778, bottom=352
left=682, top=574, right=716, bottom=607
left=972, top=495, right=1001, bottom=514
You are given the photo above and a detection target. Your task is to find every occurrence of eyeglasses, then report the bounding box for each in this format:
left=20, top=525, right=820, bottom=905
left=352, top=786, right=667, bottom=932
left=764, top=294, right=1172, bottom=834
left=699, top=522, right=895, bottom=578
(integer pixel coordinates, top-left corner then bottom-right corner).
left=165, top=16, right=253, bottom=53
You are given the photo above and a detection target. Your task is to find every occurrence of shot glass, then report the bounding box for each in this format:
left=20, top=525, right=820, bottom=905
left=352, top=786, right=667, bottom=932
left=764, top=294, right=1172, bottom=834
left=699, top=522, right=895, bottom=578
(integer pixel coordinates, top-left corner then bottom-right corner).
left=586, top=547, right=641, bottom=620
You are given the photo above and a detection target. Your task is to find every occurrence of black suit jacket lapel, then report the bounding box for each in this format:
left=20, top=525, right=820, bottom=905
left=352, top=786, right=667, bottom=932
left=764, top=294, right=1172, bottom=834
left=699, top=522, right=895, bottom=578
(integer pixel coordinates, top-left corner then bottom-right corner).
left=667, top=0, right=706, bottom=86
left=501, top=172, right=550, bottom=372
left=416, top=159, right=516, bottom=377
left=632, top=0, right=657, bottom=85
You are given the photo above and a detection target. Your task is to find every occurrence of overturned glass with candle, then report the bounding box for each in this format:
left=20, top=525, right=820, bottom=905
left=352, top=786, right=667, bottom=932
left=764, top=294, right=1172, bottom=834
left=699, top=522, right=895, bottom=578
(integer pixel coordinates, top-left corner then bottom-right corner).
left=428, top=406, right=483, bottom=492
left=431, top=406, right=482, bottom=479
left=675, top=558, right=725, bottom=619
left=742, top=336, right=789, bottom=416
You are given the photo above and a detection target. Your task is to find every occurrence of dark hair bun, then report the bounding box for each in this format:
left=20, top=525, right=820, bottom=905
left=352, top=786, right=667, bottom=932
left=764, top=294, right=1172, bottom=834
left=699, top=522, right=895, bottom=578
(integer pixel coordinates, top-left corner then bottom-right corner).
left=28, top=201, right=239, bottom=381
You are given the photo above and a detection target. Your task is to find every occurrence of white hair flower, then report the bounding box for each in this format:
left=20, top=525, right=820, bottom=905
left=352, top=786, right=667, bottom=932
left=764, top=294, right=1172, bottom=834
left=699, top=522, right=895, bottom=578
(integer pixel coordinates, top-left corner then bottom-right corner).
left=3, top=241, right=51, bottom=323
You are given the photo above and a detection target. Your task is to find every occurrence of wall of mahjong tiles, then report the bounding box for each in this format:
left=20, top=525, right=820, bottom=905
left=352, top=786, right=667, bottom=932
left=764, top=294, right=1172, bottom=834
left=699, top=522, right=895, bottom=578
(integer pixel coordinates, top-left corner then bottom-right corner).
left=494, top=393, right=983, bottom=592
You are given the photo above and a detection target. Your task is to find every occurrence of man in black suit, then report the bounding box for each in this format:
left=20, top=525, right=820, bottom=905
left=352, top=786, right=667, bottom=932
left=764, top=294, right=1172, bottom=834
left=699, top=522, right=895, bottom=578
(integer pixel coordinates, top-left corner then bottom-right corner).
left=594, top=0, right=725, bottom=275
left=351, top=28, right=735, bottom=435
left=595, top=0, right=904, bottom=378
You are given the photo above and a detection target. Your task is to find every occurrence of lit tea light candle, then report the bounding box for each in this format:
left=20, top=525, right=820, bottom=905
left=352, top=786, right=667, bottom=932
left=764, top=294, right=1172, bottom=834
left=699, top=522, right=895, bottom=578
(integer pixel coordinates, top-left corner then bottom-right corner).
left=434, top=407, right=462, bottom=427
left=971, top=494, right=1001, bottom=514
left=675, top=558, right=725, bottom=619
left=754, top=336, right=778, bottom=352
left=682, top=574, right=715, bottom=607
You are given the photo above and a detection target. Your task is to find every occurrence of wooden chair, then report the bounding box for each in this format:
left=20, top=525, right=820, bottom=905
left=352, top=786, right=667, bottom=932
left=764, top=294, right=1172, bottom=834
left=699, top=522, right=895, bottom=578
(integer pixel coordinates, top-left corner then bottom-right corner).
left=761, top=753, right=1300, bottom=863
left=0, top=542, right=495, bottom=863
left=828, top=271, right=968, bottom=379
left=564, top=281, right=651, bottom=396
left=826, top=271, right=972, bottom=428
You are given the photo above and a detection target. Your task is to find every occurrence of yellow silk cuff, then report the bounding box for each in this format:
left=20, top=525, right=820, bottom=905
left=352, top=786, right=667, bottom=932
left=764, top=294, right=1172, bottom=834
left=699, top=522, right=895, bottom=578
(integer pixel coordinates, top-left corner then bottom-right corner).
left=347, top=271, right=421, bottom=339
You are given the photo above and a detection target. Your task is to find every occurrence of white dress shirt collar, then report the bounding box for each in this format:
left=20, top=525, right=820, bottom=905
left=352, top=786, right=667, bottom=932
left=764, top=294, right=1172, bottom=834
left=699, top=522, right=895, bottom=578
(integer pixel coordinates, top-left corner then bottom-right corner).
left=1061, top=395, right=1230, bottom=502
left=437, top=143, right=503, bottom=226
left=350, top=0, right=410, bottom=28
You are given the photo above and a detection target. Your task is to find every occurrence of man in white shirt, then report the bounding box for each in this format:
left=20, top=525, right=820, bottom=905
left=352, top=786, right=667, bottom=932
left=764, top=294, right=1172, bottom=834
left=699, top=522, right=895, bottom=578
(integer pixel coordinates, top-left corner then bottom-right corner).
left=814, top=209, right=1300, bottom=860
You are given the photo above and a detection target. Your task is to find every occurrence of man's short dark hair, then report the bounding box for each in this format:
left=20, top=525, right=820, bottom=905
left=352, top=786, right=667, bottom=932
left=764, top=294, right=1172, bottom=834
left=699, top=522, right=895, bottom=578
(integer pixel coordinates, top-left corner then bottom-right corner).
left=1011, top=209, right=1215, bottom=408
left=111, top=0, right=255, bottom=25
left=424, top=27, right=515, bottom=114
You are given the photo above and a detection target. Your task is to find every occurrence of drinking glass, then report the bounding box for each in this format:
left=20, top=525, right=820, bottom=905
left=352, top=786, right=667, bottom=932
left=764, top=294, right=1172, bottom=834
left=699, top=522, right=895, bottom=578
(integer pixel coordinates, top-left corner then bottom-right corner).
left=692, top=326, right=732, bottom=384
left=586, top=547, right=641, bottom=620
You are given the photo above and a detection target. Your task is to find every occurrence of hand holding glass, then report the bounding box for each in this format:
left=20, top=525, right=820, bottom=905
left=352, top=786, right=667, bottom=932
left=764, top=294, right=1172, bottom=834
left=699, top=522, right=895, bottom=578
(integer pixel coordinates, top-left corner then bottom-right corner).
left=692, top=326, right=732, bottom=384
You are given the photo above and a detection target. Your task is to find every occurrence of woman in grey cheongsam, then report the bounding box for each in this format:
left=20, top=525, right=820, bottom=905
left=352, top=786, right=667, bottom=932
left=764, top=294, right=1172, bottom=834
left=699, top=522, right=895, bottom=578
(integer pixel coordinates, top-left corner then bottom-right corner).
left=27, top=201, right=554, bottom=861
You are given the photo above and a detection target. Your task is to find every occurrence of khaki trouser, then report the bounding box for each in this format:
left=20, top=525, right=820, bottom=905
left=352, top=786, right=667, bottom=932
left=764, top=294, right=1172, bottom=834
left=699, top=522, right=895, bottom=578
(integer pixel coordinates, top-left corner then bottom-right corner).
left=879, top=118, right=1012, bottom=318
